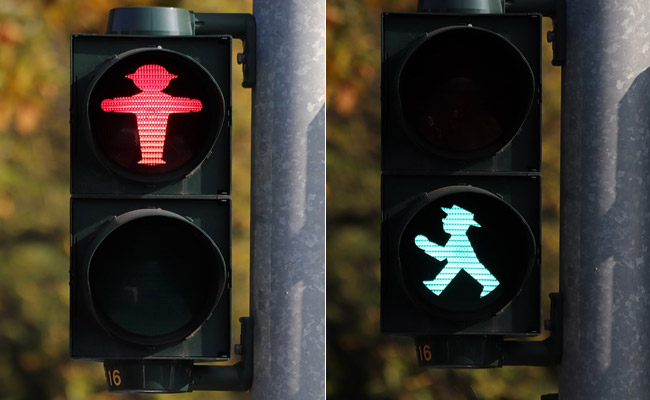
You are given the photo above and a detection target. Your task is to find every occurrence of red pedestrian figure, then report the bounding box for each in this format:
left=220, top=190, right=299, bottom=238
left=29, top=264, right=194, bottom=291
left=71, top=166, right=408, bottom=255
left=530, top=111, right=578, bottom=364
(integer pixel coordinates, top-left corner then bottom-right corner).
left=100, top=64, right=203, bottom=166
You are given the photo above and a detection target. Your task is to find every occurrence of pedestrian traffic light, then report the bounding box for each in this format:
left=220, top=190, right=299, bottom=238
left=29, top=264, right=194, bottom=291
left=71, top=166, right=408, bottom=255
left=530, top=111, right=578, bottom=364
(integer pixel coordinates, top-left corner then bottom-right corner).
left=70, top=33, right=232, bottom=367
left=380, top=11, right=542, bottom=339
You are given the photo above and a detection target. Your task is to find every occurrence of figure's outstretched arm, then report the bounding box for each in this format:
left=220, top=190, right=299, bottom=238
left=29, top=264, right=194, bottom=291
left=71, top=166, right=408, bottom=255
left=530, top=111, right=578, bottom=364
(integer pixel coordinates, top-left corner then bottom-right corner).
left=101, top=95, right=202, bottom=113
left=167, top=98, right=203, bottom=113
left=414, top=234, right=446, bottom=261
left=101, top=98, right=140, bottom=113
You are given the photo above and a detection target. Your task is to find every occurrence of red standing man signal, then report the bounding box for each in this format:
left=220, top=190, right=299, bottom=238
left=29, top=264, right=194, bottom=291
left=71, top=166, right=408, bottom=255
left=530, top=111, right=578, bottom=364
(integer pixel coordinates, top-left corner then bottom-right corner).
left=101, top=64, right=203, bottom=166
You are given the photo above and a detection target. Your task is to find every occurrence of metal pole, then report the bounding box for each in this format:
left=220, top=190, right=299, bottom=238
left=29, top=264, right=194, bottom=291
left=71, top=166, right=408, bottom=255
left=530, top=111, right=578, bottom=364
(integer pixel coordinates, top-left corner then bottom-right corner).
left=559, top=1, right=650, bottom=398
left=250, top=0, right=325, bottom=399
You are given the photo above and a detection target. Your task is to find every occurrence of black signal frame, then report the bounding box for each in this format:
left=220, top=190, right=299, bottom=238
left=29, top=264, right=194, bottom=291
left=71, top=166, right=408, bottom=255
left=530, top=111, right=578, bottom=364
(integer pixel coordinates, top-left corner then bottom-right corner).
left=70, top=198, right=232, bottom=361
left=70, top=9, right=257, bottom=391
left=380, top=12, right=542, bottom=337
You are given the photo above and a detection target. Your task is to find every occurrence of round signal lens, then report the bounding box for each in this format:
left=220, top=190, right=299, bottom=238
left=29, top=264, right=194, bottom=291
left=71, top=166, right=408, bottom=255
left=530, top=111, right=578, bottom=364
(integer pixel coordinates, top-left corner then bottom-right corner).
left=87, top=48, right=224, bottom=183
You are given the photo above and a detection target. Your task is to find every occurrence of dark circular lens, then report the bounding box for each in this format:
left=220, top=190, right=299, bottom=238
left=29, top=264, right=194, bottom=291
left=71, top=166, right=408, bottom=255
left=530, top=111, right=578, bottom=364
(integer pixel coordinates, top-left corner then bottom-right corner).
left=87, top=49, right=224, bottom=182
left=88, top=212, right=225, bottom=346
left=398, top=26, right=534, bottom=160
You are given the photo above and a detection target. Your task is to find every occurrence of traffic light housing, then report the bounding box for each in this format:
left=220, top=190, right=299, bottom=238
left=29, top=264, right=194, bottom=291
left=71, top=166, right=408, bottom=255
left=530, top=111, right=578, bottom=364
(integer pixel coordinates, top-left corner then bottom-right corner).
left=381, top=12, right=542, bottom=337
left=70, top=34, right=232, bottom=361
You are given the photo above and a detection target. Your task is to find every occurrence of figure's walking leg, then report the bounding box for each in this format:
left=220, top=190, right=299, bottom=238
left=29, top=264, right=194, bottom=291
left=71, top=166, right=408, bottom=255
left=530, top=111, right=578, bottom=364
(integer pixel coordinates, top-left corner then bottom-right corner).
left=463, top=264, right=500, bottom=297
left=423, top=264, right=462, bottom=296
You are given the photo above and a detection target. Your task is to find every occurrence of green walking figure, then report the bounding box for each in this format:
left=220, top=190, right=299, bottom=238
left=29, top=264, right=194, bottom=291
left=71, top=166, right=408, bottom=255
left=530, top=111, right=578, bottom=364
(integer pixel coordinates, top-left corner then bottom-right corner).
left=415, top=205, right=499, bottom=298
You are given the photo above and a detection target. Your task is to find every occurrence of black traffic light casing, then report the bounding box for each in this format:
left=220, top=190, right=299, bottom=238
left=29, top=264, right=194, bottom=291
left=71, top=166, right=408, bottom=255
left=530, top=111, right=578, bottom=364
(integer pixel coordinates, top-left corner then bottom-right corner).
left=70, top=34, right=232, bottom=360
left=381, top=12, right=542, bottom=336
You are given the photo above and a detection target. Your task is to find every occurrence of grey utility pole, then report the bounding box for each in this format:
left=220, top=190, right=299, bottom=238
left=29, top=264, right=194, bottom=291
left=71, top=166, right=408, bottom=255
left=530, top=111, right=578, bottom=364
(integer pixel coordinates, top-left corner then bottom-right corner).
left=249, top=1, right=325, bottom=399
left=559, top=1, right=650, bottom=398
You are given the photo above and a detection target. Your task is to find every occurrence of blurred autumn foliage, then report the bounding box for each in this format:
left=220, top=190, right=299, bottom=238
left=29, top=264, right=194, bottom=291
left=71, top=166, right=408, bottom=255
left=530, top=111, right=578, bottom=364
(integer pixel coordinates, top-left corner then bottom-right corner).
left=0, top=0, right=251, bottom=399
left=326, top=1, right=561, bottom=399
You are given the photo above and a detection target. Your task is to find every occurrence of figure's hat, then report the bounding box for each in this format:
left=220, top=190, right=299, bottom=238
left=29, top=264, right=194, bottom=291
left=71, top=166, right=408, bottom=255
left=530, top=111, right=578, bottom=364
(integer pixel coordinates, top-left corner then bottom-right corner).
left=126, top=64, right=177, bottom=91
left=441, top=205, right=481, bottom=227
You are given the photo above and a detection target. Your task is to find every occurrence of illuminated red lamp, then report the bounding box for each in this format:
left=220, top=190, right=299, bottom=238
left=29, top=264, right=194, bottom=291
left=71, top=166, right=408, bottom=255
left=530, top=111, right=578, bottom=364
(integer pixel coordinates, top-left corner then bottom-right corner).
left=100, top=64, right=203, bottom=166
left=87, top=49, right=224, bottom=183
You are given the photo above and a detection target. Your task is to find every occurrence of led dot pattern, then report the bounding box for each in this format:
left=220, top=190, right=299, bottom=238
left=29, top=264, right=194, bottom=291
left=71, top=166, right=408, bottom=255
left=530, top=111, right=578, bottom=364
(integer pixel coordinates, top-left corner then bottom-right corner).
left=100, top=64, right=203, bottom=166
left=414, top=205, right=500, bottom=298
